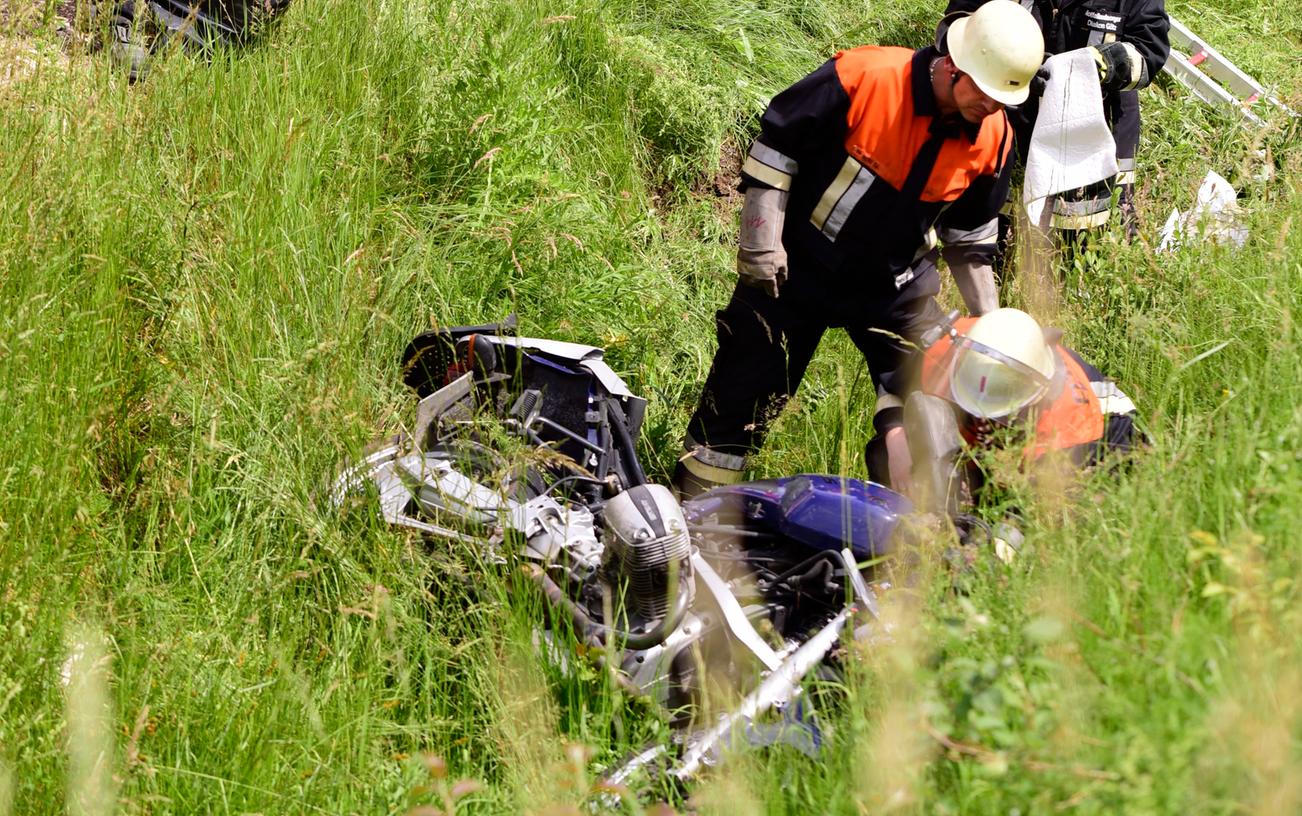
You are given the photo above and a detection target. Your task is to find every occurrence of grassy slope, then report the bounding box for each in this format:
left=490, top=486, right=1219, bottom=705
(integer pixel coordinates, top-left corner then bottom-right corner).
left=0, top=0, right=1298, bottom=813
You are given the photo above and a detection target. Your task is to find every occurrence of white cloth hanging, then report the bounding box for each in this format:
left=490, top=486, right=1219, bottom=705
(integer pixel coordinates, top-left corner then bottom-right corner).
left=1022, top=49, right=1118, bottom=226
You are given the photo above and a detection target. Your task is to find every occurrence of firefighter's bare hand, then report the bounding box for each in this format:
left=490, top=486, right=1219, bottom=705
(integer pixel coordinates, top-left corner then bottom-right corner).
left=737, top=247, right=788, bottom=298
left=883, top=425, right=914, bottom=496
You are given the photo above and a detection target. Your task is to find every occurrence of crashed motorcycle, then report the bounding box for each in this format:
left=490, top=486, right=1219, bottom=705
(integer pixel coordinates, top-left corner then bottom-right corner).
left=330, top=320, right=914, bottom=782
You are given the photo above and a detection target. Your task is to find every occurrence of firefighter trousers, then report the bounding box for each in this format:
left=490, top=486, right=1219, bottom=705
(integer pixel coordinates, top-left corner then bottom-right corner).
left=684, top=279, right=943, bottom=465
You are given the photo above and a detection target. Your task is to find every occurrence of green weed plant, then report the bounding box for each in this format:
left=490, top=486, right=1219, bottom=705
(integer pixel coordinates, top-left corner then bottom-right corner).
left=0, top=0, right=1298, bottom=812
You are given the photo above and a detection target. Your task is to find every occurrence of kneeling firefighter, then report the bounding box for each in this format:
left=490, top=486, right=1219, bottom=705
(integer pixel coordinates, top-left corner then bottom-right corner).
left=866, top=307, right=1141, bottom=515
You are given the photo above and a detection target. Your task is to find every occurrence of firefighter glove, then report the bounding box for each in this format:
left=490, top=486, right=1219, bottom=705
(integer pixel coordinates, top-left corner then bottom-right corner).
left=1089, top=41, right=1148, bottom=93
left=737, top=186, right=789, bottom=298
left=1029, top=64, right=1051, bottom=99
left=943, top=247, right=999, bottom=315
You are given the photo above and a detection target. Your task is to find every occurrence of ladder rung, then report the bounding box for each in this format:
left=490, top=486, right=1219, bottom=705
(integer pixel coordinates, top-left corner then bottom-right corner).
left=1162, top=51, right=1266, bottom=126
left=1163, top=15, right=1297, bottom=121
left=1168, top=19, right=1255, bottom=96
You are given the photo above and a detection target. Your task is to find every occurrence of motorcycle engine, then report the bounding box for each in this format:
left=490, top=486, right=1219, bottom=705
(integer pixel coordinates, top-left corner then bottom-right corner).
left=601, top=484, right=693, bottom=622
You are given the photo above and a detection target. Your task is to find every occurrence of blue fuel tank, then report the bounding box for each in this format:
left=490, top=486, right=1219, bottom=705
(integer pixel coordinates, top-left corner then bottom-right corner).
left=681, top=475, right=912, bottom=560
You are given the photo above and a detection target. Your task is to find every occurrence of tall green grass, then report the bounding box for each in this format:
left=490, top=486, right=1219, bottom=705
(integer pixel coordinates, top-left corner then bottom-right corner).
left=0, top=0, right=1298, bottom=812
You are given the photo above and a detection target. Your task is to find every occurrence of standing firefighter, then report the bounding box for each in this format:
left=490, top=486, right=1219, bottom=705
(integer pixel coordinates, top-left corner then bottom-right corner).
left=942, top=0, right=1171, bottom=238
left=866, top=308, right=1141, bottom=515
left=673, top=3, right=1045, bottom=498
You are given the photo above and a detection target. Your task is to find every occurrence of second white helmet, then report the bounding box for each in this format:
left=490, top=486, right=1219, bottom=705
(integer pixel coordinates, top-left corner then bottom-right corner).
left=950, top=308, right=1058, bottom=420
left=946, top=1, right=1045, bottom=106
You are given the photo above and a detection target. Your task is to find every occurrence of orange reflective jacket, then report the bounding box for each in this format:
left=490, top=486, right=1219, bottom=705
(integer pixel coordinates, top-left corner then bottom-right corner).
left=834, top=47, right=1013, bottom=203
left=739, top=46, right=1013, bottom=285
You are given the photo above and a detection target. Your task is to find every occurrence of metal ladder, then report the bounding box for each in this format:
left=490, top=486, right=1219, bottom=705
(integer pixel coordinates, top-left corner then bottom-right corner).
left=1161, top=16, right=1297, bottom=126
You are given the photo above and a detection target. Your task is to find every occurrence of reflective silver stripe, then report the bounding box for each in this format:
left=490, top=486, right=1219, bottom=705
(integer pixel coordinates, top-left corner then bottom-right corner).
left=741, top=156, right=793, bottom=191
left=1052, top=209, right=1112, bottom=230
left=809, top=156, right=862, bottom=234
left=1091, top=381, right=1136, bottom=415
left=911, top=227, right=938, bottom=262
left=938, top=218, right=998, bottom=246
left=680, top=454, right=744, bottom=486
left=1054, top=195, right=1112, bottom=217
left=822, top=165, right=877, bottom=238
left=894, top=268, right=917, bottom=289
left=682, top=434, right=746, bottom=472
left=874, top=389, right=903, bottom=413
left=1115, top=157, right=1137, bottom=187
left=748, top=141, right=798, bottom=175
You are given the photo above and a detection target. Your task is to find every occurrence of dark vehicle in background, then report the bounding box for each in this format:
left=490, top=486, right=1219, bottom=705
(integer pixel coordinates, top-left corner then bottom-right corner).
left=95, top=0, right=291, bottom=80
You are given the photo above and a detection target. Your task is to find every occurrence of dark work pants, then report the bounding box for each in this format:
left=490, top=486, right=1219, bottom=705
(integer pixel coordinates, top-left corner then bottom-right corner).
left=685, top=274, right=944, bottom=460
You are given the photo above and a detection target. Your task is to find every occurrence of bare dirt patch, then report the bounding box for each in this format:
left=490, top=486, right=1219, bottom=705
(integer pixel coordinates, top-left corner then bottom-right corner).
left=4, top=3, right=95, bottom=71
left=698, top=140, right=744, bottom=224
left=1, top=1, right=78, bottom=34
left=710, top=140, right=744, bottom=201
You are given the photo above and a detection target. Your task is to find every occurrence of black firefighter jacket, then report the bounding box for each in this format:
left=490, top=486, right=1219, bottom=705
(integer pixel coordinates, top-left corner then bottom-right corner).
left=739, top=46, right=1013, bottom=318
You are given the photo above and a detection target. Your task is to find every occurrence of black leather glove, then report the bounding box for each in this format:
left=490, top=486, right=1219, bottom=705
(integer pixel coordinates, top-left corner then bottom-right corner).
left=1089, top=41, right=1149, bottom=93
left=1029, top=65, right=1051, bottom=99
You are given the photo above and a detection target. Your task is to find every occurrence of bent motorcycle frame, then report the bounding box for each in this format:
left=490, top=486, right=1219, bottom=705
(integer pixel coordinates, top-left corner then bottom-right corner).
left=333, top=331, right=901, bottom=781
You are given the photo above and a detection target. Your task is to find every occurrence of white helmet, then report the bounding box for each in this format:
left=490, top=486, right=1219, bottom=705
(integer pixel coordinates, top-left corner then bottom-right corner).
left=950, top=308, right=1058, bottom=420
left=946, top=1, right=1045, bottom=106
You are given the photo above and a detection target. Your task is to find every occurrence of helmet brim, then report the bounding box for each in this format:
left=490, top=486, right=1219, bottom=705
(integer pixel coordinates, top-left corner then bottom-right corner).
left=970, top=75, right=1031, bottom=107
